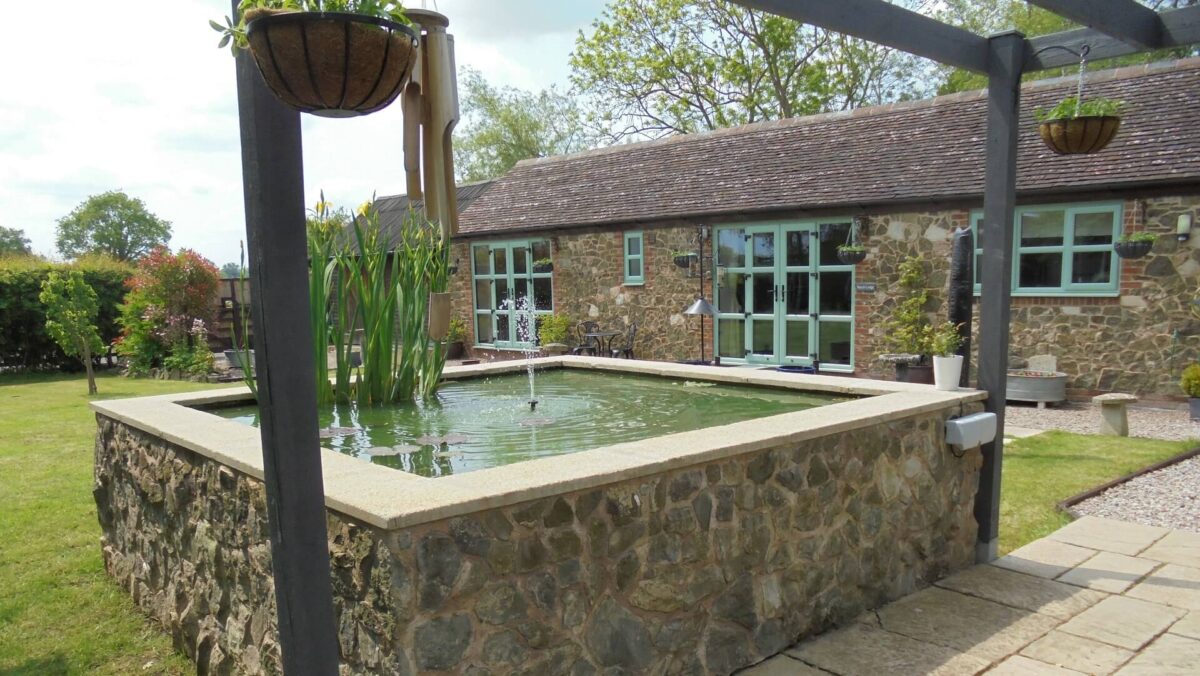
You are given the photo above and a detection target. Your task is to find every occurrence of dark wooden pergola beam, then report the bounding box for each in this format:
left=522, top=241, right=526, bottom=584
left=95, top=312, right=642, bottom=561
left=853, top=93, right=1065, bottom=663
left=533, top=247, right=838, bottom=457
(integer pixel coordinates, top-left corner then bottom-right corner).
left=1025, top=0, right=1163, bottom=50
left=734, top=0, right=991, bottom=73
left=1026, top=5, right=1200, bottom=70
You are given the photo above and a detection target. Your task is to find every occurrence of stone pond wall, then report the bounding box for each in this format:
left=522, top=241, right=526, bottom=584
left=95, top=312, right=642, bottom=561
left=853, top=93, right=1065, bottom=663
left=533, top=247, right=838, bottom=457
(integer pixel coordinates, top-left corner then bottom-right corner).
left=453, top=192, right=1200, bottom=398
left=95, top=404, right=982, bottom=675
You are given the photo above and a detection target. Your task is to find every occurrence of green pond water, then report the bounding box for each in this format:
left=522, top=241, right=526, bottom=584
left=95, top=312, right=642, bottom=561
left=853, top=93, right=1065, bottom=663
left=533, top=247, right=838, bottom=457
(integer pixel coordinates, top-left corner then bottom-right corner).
left=210, top=369, right=846, bottom=478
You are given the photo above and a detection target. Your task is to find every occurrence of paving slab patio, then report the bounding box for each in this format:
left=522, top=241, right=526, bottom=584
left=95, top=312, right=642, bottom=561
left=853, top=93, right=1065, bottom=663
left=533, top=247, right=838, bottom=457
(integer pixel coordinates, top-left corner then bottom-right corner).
left=738, top=516, right=1200, bottom=676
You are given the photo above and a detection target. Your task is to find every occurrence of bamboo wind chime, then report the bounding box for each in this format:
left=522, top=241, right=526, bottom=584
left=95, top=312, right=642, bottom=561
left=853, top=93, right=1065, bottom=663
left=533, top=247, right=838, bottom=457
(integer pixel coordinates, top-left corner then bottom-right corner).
left=402, top=9, right=460, bottom=341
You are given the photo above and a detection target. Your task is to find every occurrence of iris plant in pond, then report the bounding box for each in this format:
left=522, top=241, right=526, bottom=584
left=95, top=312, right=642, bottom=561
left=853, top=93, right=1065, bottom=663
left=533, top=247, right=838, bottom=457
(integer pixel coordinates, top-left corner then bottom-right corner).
left=240, top=196, right=450, bottom=406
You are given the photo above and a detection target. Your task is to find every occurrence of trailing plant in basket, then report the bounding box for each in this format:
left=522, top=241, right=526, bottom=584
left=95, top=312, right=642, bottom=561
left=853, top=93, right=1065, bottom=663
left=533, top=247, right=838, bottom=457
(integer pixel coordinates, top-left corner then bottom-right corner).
left=211, top=0, right=411, bottom=51
left=1033, top=96, right=1123, bottom=123
left=1118, top=231, right=1157, bottom=243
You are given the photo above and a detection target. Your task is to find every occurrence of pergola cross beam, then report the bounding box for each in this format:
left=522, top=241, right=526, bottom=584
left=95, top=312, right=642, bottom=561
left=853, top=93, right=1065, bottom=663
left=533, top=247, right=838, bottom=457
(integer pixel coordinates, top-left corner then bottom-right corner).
left=1026, top=5, right=1200, bottom=70
left=1025, top=0, right=1163, bottom=50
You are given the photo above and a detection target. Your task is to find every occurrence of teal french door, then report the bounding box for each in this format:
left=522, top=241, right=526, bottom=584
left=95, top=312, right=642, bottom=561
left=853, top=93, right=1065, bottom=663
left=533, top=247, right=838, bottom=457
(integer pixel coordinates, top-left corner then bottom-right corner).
left=471, top=240, right=553, bottom=348
left=714, top=222, right=855, bottom=370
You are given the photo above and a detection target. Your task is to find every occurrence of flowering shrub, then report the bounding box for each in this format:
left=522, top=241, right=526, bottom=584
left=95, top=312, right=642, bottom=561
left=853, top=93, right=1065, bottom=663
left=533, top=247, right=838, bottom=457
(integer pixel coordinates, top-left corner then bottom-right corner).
left=117, top=247, right=219, bottom=375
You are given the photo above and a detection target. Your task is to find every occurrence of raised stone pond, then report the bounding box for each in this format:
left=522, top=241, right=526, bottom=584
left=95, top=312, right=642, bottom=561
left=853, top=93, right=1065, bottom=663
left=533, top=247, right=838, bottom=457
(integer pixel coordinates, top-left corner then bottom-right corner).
left=92, top=356, right=985, bottom=674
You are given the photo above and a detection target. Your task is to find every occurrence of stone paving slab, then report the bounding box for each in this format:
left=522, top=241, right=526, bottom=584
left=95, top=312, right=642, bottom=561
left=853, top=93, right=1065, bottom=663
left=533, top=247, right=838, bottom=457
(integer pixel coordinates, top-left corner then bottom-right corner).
left=1124, top=562, right=1200, bottom=611
left=935, top=564, right=1106, bottom=619
left=1057, top=595, right=1186, bottom=651
left=785, top=623, right=991, bottom=676
left=1169, top=611, right=1200, bottom=640
left=1139, top=529, right=1200, bottom=569
left=994, top=539, right=1098, bottom=580
left=1055, top=551, right=1161, bottom=594
left=876, top=587, right=1059, bottom=662
left=1112, top=633, right=1200, bottom=675
left=986, top=655, right=1086, bottom=675
left=1020, top=630, right=1134, bottom=675
left=1048, top=517, right=1169, bottom=557
left=739, top=655, right=826, bottom=675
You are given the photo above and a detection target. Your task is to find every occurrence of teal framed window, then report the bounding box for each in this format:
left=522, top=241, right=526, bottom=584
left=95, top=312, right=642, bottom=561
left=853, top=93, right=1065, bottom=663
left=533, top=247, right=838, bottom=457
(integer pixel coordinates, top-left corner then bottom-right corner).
left=971, top=201, right=1122, bottom=296
left=470, top=239, right=553, bottom=347
left=623, top=231, right=645, bottom=285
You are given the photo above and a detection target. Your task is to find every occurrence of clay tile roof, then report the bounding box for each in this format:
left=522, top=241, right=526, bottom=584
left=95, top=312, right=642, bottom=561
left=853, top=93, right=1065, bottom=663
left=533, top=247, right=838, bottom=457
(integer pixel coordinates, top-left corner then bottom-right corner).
left=456, top=58, right=1200, bottom=237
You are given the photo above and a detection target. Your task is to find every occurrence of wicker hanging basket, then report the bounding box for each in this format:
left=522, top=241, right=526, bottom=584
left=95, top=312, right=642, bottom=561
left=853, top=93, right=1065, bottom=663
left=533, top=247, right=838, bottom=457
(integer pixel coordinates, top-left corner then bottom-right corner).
left=245, top=10, right=418, bottom=118
left=1038, top=116, right=1121, bottom=155
left=837, top=248, right=867, bottom=265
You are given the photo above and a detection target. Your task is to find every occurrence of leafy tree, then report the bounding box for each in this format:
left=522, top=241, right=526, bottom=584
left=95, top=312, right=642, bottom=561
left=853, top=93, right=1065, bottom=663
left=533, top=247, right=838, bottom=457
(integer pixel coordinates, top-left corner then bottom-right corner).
left=39, top=271, right=103, bottom=394
left=0, top=227, right=32, bottom=255
left=220, top=262, right=244, bottom=278
left=55, top=190, right=172, bottom=261
left=569, top=0, right=925, bottom=140
left=454, top=68, right=589, bottom=182
left=934, top=0, right=1200, bottom=94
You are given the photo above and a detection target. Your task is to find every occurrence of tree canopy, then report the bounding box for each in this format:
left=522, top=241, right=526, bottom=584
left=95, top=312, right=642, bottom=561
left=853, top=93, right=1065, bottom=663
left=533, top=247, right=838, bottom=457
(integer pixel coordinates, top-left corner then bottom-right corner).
left=569, top=0, right=926, bottom=141
left=55, top=190, right=172, bottom=262
left=39, top=271, right=103, bottom=394
left=0, top=226, right=32, bottom=256
left=454, top=68, right=589, bottom=182
left=219, top=262, right=244, bottom=279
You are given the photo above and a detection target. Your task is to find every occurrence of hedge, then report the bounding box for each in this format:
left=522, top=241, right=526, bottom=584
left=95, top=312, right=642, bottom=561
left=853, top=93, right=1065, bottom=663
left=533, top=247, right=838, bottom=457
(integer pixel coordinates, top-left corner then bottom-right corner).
left=0, top=255, right=132, bottom=370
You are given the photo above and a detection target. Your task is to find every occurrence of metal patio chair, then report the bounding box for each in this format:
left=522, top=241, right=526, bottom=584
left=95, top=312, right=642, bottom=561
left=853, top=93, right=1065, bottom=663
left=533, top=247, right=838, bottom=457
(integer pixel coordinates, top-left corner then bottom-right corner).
left=571, top=320, right=601, bottom=356
left=609, top=322, right=638, bottom=359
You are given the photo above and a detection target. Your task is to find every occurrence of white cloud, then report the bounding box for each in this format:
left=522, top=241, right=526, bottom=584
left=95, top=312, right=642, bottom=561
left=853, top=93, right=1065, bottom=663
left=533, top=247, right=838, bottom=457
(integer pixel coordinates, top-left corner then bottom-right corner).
left=3, top=0, right=602, bottom=266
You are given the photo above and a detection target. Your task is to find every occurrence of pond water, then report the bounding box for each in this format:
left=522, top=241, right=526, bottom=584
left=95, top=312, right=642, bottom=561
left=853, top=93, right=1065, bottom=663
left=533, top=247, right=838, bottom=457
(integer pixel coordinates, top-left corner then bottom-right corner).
left=211, top=369, right=846, bottom=477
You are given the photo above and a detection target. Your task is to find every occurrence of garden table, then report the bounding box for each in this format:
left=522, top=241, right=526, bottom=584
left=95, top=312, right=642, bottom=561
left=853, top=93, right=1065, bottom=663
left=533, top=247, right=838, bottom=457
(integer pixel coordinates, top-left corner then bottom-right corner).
left=583, top=330, right=621, bottom=355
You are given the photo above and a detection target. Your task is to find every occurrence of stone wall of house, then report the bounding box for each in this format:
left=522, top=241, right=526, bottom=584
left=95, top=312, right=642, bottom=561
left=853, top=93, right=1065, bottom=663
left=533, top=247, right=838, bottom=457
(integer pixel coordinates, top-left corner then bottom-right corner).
left=95, top=403, right=981, bottom=675
left=449, top=225, right=715, bottom=363
left=853, top=196, right=1200, bottom=399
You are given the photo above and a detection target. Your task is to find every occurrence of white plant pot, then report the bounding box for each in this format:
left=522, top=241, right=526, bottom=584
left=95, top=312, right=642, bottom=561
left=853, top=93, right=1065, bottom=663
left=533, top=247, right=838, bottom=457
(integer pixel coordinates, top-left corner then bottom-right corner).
left=933, top=355, right=963, bottom=391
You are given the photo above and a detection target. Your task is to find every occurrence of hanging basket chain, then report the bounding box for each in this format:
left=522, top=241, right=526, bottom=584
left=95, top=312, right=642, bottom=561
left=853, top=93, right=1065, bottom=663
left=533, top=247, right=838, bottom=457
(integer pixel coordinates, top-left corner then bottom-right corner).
left=1074, top=45, right=1090, bottom=117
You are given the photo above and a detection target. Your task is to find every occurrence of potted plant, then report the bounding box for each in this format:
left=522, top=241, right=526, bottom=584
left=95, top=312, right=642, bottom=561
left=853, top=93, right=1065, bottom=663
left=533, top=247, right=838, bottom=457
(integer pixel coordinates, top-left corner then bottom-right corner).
left=836, top=244, right=867, bottom=265
left=538, top=314, right=573, bottom=356
left=533, top=258, right=554, bottom=273
left=445, top=318, right=467, bottom=359
left=211, top=1, right=419, bottom=117
left=883, top=257, right=934, bottom=384
left=1114, top=231, right=1157, bottom=259
left=672, top=251, right=697, bottom=269
left=1035, top=96, right=1123, bottom=155
left=1181, top=363, right=1200, bottom=421
left=930, top=322, right=963, bottom=391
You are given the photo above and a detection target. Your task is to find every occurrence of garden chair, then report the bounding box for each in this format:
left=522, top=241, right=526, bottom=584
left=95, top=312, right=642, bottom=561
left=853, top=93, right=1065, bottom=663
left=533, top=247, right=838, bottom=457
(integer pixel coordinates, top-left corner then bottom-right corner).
left=610, top=322, right=638, bottom=359
left=571, top=321, right=601, bottom=356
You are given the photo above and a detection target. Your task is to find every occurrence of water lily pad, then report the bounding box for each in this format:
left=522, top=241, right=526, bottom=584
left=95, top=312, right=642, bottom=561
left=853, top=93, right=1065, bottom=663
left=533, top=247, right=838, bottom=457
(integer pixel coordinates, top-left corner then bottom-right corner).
left=365, top=446, right=399, bottom=456
left=415, top=433, right=469, bottom=446
left=318, top=426, right=359, bottom=438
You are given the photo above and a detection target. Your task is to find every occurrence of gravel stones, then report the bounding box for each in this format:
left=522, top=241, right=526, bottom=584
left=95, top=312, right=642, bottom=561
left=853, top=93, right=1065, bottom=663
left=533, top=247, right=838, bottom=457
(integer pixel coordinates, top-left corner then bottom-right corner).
left=1074, top=456, right=1200, bottom=533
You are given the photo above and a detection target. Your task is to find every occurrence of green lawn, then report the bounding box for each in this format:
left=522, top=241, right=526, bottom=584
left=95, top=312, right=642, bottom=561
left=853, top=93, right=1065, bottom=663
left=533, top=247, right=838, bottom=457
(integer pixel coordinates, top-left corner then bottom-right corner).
left=0, top=372, right=218, bottom=675
left=0, top=371, right=1194, bottom=672
left=999, top=430, right=1195, bottom=553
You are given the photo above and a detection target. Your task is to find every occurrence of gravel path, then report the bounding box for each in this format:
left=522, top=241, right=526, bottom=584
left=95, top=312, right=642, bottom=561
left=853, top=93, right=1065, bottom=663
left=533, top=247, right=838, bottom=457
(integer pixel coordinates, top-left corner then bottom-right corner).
left=1005, top=402, right=1200, bottom=442
left=1073, top=455, right=1200, bottom=533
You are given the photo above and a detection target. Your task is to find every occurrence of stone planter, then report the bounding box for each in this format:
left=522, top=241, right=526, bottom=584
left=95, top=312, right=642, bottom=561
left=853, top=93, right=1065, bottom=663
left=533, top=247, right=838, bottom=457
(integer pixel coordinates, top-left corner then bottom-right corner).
left=1006, top=370, right=1068, bottom=407
left=1038, top=116, right=1121, bottom=155
left=1190, top=397, right=1200, bottom=421
left=541, top=343, right=568, bottom=356
left=445, top=341, right=464, bottom=360
left=223, top=349, right=254, bottom=370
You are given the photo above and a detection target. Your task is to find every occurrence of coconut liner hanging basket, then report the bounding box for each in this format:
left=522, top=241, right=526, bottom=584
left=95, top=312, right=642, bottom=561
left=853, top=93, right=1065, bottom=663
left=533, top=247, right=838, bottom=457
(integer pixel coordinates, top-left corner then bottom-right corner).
left=1038, top=116, right=1121, bottom=155
left=245, top=9, right=419, bottom=118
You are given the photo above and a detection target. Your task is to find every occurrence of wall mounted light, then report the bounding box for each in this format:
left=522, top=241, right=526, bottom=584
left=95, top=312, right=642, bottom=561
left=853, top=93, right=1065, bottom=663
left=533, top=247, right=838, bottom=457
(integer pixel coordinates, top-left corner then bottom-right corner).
left=448, top=257, right=460, bottom=275
left=1177, top=214, right=1193, bottom=242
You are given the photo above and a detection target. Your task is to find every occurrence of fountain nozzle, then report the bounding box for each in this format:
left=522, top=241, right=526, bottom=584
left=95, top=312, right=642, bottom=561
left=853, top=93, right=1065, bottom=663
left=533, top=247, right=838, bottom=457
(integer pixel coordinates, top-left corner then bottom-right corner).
left=529, top=400, right=538, bottom=412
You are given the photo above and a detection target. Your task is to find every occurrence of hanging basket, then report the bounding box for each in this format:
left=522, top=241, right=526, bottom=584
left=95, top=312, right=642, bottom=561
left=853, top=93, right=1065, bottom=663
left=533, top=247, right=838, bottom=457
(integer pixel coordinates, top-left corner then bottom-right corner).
left=837, top=248, right=867, bottom=265
left=245, top=10, right=419, bottom=118
left=1113, top=239, right=1154, bottom=259
left=1038, top=116, right=1121, bottom=155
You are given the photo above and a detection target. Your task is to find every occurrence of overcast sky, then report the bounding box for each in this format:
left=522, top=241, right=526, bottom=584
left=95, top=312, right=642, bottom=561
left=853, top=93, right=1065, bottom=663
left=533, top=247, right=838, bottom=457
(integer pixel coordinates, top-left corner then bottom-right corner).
left=2, top=0, right=605, bottom=267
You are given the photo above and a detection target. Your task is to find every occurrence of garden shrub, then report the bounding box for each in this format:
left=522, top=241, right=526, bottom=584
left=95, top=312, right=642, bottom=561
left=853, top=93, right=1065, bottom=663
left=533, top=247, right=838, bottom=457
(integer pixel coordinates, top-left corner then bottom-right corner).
left=117, top=247, right=219, bottom=376
left=0, top=254, right=132, bottom=370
